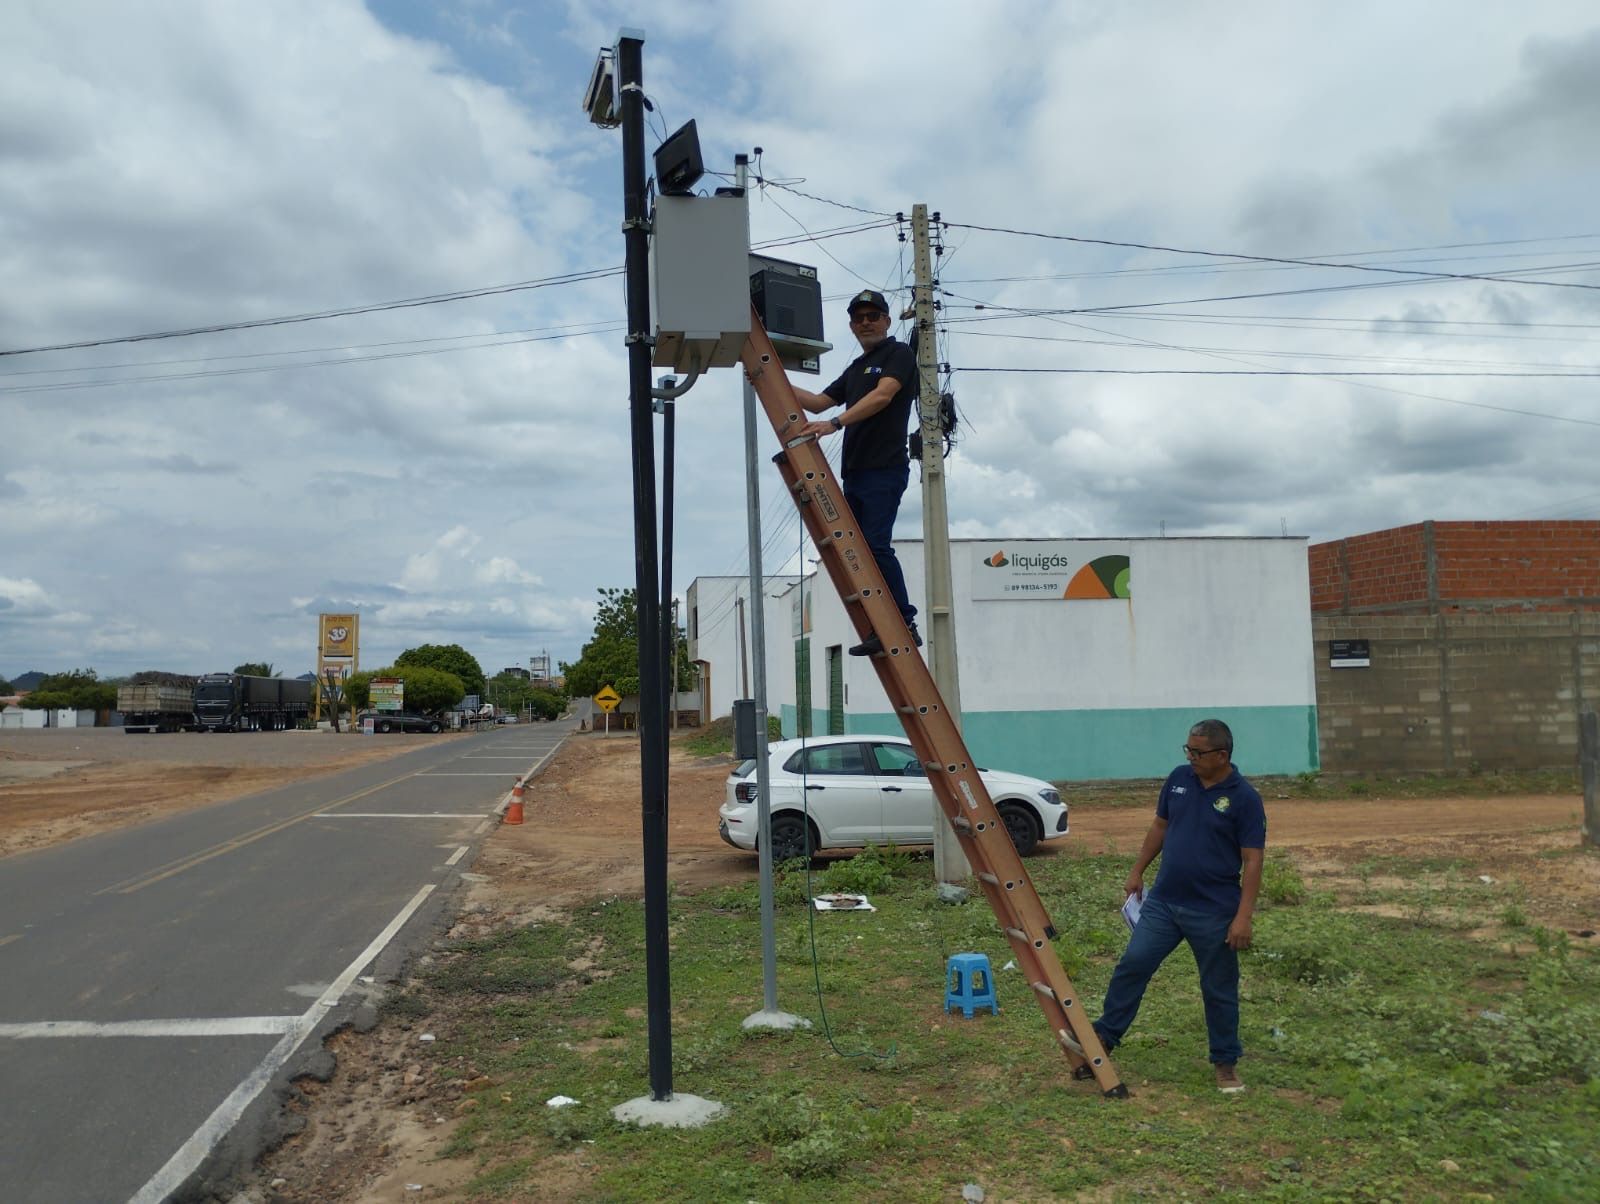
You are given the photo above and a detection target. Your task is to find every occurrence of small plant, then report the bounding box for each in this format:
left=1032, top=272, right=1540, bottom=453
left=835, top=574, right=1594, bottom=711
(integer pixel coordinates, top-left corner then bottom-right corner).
left=1501, top=903, right=1529, bottom=929
left=775, top=1124, right=851, bottom=1178
left=1261, top=851, right=1308, bottom=906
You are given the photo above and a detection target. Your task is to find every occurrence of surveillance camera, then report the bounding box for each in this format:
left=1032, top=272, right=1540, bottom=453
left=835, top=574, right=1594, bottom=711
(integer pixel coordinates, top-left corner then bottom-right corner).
left=583, top=48, right=620, bottom=128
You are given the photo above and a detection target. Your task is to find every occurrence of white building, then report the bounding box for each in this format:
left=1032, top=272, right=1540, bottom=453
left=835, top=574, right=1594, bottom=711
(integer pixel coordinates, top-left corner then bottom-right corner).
left=695, top=536, right=1317, bottom=781
left=684, top=574, right=799, bottom=723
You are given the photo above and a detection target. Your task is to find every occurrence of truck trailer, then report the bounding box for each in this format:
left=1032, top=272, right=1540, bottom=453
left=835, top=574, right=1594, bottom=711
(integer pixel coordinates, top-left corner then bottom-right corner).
left=193, top=674, right=312, bottom=732
left=116, top=684, right=196, bottom=734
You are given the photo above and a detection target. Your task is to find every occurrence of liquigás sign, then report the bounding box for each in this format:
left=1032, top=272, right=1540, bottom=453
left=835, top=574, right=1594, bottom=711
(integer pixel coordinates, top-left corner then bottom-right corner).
left=973, top=541, right=1132, bottom=601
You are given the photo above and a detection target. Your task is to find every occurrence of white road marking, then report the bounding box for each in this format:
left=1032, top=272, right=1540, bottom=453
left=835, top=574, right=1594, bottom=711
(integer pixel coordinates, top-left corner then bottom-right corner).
left=417, top=773, right=524, bottom=777
left=474, top=820, right=493, bottom=835
left=444, top=846, right=468, bottom=866
left=132, top=884, right=436, bottom=1204
left=313, top=812, right=491, bottom=819
left=0, top=1017, right=298, bottom=1039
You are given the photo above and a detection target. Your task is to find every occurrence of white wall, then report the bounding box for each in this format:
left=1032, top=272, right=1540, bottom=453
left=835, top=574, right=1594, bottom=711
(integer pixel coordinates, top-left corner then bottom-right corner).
left=686, top=575, right=799, bottom=721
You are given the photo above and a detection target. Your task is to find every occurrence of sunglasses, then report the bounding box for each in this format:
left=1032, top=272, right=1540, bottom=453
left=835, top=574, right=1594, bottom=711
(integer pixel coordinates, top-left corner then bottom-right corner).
left=1182, top=745, right=1227, bottom=759
left=849, top=310, right=887, bottom=325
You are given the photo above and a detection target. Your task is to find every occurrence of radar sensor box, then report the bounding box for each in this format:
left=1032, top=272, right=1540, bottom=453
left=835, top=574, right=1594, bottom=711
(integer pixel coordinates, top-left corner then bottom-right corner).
left=749, top=254, right=830, bottom=374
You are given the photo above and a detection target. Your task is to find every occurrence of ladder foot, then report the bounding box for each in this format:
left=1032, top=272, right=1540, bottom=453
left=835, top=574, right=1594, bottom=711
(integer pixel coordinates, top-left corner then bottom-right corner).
left=1103, top=1083, right=1130, bottom=1099
left=1072, top=1063, right=1096, bottom=1081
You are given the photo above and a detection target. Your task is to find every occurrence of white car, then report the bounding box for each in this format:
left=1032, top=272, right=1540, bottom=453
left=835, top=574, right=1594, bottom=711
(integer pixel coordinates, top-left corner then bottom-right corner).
left=718, top=734, right=1069, bottom=861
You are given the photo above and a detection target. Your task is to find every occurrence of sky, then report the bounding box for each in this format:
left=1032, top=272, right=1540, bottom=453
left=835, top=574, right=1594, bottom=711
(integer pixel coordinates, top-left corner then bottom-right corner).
left=5, top=1, right=1600, bottom=682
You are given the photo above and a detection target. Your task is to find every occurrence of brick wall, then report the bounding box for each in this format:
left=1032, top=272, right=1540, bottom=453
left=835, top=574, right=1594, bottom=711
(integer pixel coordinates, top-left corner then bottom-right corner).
left=1313, top=612, right=1600, bottom=772
left=1311, top=520, right=1600, bottom=614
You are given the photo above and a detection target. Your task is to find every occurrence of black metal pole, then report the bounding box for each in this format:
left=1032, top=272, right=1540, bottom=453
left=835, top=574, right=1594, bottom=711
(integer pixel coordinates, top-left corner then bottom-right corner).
left=661, top=397, right=675, bottom=749
left=618, top=33, right=672, bottom=1101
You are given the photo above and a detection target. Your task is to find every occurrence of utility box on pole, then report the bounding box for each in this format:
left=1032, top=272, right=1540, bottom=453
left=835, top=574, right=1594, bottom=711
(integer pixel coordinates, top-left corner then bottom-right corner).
left=650, top=195, right=750, bottom=374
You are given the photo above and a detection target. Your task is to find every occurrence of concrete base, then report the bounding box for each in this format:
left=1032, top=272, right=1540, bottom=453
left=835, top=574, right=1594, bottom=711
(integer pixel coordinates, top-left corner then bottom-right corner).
left=741, top=1009, right=812, bottom=1032
left=611, top=1092, right=726, bottom=1129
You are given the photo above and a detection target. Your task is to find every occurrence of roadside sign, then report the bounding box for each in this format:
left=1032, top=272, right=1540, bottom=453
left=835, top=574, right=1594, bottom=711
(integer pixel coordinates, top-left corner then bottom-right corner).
left=594, top=686, right=621, bottom=713
left=371, top=678, right=404, bottom=712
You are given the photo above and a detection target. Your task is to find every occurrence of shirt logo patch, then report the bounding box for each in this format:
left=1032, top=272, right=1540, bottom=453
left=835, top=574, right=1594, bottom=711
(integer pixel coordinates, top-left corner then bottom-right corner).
left=864, top=366, right=883, bottom=375
left=1212, top=796, right=1231, bottom=813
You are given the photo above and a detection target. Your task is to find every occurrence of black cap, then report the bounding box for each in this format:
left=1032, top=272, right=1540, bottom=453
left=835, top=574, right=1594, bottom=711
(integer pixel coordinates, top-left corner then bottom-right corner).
left=846, top=289, right=889, bottom=315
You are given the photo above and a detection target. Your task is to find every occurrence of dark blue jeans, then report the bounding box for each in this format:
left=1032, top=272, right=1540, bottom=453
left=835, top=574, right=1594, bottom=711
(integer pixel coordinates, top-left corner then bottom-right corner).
left=843, top=465, right=916, bottom=623
left=1094, top=895, right=1242, bottom=1065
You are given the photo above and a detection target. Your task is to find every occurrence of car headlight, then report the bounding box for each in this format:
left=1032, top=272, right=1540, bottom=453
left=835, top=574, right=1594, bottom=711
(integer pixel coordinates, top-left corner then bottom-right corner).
left=1038, top=788, right=1061, bottom=806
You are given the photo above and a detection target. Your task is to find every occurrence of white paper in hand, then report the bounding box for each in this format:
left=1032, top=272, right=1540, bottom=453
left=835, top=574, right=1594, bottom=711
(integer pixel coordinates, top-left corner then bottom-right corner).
left=1120, top=891, right=1143, bottom=932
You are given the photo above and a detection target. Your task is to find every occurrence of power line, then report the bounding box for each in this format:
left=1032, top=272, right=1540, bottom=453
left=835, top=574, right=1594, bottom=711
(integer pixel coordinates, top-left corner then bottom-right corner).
left=943, top=221, right=1600, bottom=294
left=0, top=221, right=892, bottom=361
left=957, top=367, right=1600, bottom=378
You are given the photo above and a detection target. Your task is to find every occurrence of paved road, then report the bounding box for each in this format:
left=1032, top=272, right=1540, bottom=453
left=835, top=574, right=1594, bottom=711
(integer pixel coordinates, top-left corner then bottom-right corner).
left=0, top=720, right=571, bottom=1203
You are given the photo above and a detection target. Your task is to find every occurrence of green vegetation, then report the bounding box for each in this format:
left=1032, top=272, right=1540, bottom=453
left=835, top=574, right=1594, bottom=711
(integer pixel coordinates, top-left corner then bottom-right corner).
left=390, top=844, right=1600, bottom=1201
left=562, top=587, right=693, bottom=699
left=486, top=671, right=567, bottom=721
left=396, top=643, right=487, bottom=699
left=231, top=661, right=276, bottom=677
left=344, top=665, right=464, bottom=714
left=677, top=715, right=785, bottom=759
left=16, top=669, right=117, bottom=711
left=1065, top=766, right=1583, bottom=807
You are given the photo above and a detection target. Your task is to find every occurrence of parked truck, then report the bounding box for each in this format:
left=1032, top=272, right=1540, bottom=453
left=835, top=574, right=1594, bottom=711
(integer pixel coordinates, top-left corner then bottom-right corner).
left=193, top=673, right=312, bottom=732
left=116, top=684, right=196, bottom=734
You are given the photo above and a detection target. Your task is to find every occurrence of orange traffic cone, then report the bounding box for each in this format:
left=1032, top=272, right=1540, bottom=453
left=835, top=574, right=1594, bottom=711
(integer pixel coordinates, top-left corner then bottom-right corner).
left=504, top=781, right=525, bottom=825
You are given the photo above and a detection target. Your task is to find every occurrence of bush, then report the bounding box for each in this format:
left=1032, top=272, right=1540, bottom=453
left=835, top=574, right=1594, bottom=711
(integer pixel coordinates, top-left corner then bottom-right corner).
left=1261, top=851, right=1308, bottom=906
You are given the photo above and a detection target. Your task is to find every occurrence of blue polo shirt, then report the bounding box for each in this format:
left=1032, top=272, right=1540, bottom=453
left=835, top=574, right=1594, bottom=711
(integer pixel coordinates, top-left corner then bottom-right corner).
left=1147, top=763, right=1266, bottom=915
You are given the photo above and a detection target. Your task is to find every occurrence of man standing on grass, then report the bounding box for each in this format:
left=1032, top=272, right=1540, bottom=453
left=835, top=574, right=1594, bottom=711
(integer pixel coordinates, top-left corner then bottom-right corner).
left=1091, top=718, right=1265, bottom=1093
left=791, top=288, right=920, bottom=657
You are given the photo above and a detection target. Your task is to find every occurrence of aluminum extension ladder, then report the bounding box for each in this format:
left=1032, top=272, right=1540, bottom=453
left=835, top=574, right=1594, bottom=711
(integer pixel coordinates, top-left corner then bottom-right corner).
left=739, top=313, right=1128, bottom=1097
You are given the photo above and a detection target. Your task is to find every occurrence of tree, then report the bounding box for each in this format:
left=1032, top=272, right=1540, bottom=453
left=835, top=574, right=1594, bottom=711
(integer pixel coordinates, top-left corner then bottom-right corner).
left=0, top=676, right=12, bottom=696
left=19, top=669, right=117, bottom=712
left=233, top=662, right=276, bottom=677
left=485, top=672, right=569, bottom=721
left=346, top=665, right=463, bottom=715
left=395, top=644, right=485, bottom=698
left=561, top=587, right=693, bottom=698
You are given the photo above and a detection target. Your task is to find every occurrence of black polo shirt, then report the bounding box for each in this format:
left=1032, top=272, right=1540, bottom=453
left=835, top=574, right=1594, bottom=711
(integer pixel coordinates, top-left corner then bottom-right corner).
left=822, top=336, right=918, bottom=477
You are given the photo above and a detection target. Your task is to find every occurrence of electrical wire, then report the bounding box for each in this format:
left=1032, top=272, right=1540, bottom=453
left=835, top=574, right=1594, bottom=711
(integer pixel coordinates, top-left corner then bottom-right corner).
left=943, top=221, right=1600, bottom=294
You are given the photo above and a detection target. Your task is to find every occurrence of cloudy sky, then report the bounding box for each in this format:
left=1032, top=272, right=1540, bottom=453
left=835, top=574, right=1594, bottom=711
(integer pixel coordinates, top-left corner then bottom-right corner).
left=5, top=1, right=1599, bottom=682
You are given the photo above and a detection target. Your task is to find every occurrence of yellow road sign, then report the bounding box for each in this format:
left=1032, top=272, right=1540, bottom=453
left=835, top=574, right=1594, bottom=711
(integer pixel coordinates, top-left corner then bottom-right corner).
left=594, top=686, right=621, bottom=713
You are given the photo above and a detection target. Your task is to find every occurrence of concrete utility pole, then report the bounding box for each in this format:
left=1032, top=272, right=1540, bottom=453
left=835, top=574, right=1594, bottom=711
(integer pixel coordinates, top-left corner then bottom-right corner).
left=734, top=595, right=749, bottom=697
left=1582, top=705, right=1599, bottom=847
left=912, top=203, right=970, bottom=883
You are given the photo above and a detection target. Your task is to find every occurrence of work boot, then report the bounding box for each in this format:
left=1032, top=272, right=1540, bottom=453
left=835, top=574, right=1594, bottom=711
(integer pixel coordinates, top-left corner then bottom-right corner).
left=848, top=624, right=923, bottom=657
left=1214, top=1064, right=1245, bottom=1094
left=848, top=633, right=883, bottom=657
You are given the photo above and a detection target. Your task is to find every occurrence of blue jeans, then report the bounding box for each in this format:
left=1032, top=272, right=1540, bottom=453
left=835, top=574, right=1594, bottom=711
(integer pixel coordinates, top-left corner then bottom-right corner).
left=1094, top=895, right=1242, bottom=1065
left=843, top=465, right=916, bottom=623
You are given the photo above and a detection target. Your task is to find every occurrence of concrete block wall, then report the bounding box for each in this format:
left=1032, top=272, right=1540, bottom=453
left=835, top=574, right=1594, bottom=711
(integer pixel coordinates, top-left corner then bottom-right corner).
left=1313, top=612, right=1600, bottom=773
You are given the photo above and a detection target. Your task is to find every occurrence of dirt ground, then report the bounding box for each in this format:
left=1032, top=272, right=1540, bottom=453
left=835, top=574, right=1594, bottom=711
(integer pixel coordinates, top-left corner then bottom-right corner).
left=5, top=727, right=1596, bottom=1201
left=0, top=727, right=428, bottom=859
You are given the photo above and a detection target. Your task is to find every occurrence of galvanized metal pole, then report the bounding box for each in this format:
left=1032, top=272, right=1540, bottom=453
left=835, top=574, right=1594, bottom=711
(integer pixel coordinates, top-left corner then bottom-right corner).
left=912, top=203, right=970, bottom=883
left=738, top=152, right=786, bottom=1021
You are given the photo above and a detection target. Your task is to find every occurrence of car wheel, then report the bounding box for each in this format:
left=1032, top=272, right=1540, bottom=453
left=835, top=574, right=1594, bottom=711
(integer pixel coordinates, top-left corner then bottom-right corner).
left=428, top=721, right=442, bottom=733
left=998, top=802, right=1040, bottom=856
left=768, top=813, right=813, bottom=862
left=378, top=720, right=392, bottom=733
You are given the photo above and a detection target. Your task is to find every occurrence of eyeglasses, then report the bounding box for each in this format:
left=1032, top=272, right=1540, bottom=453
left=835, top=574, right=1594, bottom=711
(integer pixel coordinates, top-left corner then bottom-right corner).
left=1183, top=745, right=1227, bottom=759
left=849, top=311, right=887, bottom=325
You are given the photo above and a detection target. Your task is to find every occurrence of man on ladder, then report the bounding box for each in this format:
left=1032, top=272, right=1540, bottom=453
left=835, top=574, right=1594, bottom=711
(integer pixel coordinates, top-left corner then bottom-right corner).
left=790, top=288, right=922, bottom=656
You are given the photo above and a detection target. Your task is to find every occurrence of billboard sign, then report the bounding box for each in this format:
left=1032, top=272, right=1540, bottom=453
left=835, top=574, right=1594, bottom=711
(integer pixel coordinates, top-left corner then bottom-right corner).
left=370, top=678, right=404, bottom=712
left=972, top=542, right=1133, bottom=602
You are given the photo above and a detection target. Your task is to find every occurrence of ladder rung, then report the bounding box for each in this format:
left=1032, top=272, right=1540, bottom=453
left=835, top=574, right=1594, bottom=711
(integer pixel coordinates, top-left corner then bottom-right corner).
left=1007, top=927, right=1045, bottom=949
left=1032, top=981, right=1055, bottom=1001
left=1057, top=1028, right=1086, bottom=1057
left=843, top=593, right=862, bottom=605
left=949, top=815, right=971, bottom=833
left=977, top=872, right=999, bottom=885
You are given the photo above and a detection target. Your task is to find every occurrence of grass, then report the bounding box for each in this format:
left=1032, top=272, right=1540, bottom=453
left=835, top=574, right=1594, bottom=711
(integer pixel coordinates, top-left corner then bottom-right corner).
left=392, top=846, right=1600, bottom=1201
left=676, top=716, right=785, bottom=760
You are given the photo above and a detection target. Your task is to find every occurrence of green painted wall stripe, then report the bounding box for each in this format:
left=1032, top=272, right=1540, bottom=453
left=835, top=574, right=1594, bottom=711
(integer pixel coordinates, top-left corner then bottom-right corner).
left=821, top=705, right=1320, bottom=780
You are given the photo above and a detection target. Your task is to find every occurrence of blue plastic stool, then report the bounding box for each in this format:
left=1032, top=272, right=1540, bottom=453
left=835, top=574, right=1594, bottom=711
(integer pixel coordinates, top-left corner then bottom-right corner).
left=944, top=952, right=998, bottom=1018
